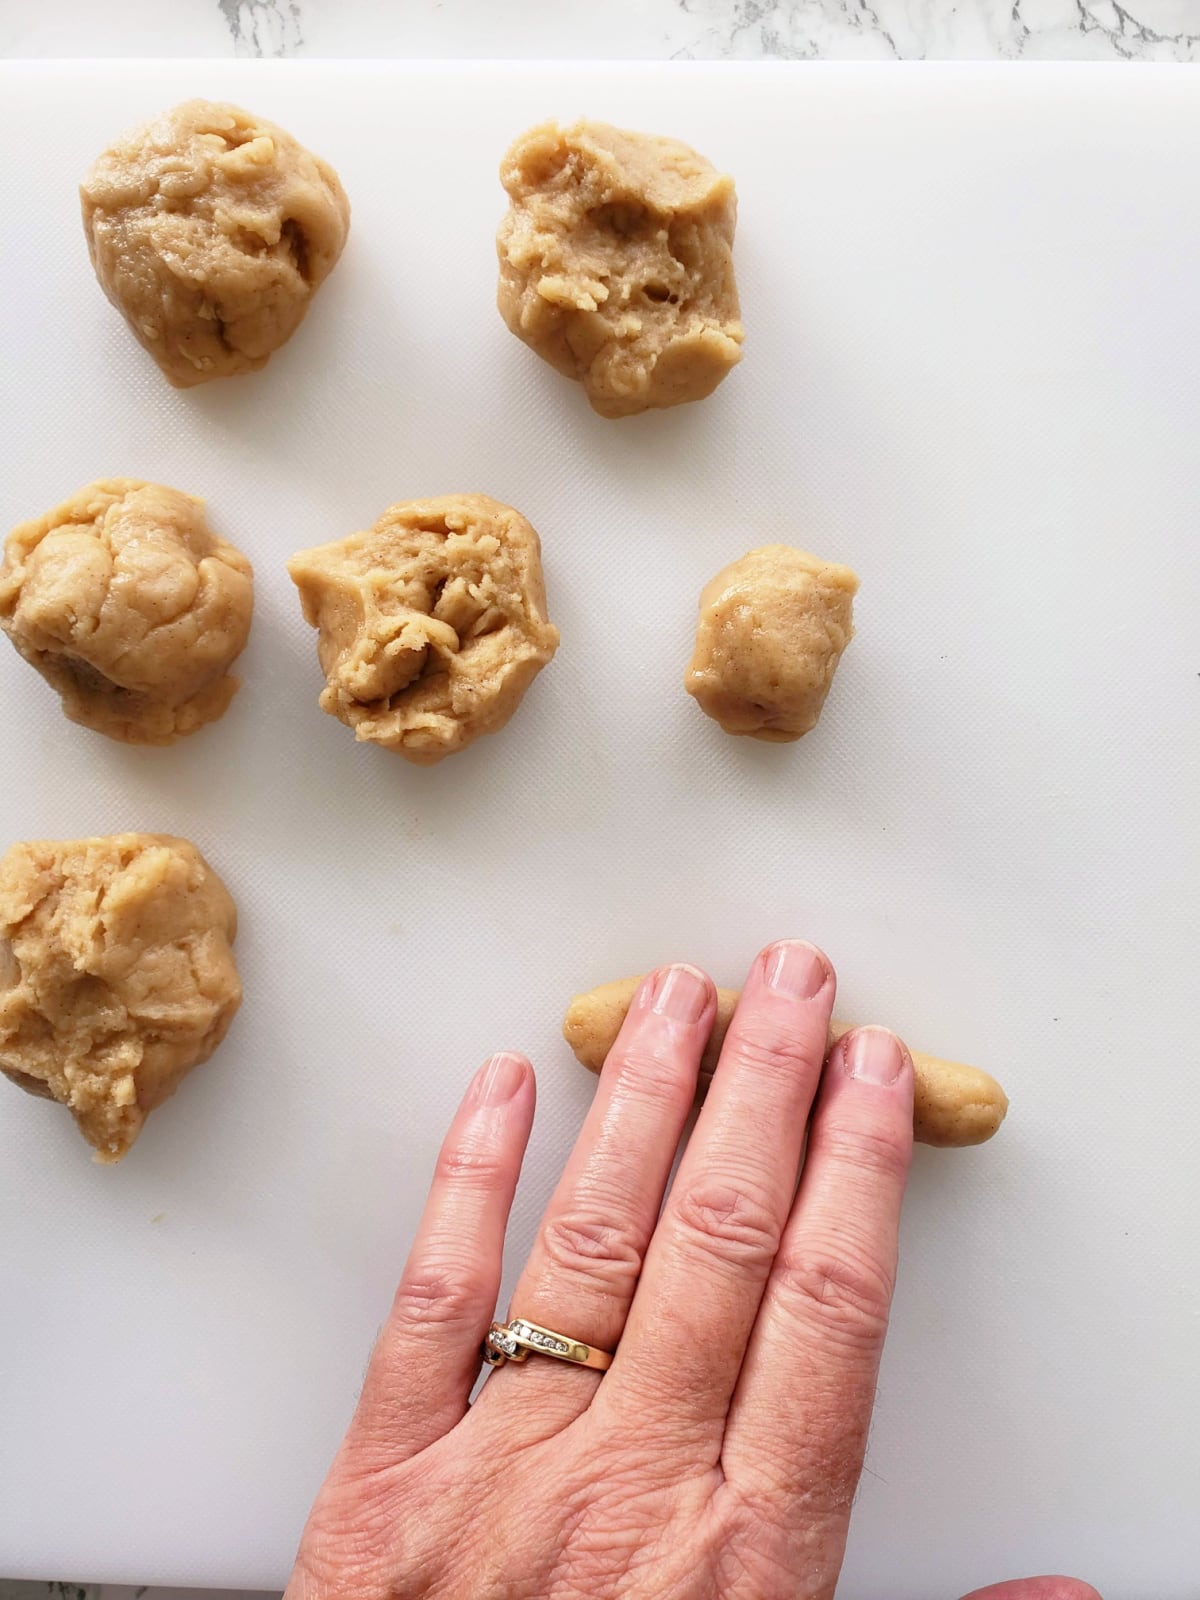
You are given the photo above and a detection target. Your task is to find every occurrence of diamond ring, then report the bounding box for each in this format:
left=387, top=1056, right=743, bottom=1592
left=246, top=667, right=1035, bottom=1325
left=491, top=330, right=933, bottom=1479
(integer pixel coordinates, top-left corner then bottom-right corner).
left=483, top=1316, right=613, bottom=1371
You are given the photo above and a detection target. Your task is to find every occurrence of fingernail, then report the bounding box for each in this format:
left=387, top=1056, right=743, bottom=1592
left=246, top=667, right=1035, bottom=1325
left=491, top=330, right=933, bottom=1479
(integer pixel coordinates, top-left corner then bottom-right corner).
left=845, top=1027, right=904, bottom=1086
left=651, top=964, right=711, bottom=1023
left=475, top=1052, right=526, bottom=1105
left=764, top=940, right=829, bottom=1000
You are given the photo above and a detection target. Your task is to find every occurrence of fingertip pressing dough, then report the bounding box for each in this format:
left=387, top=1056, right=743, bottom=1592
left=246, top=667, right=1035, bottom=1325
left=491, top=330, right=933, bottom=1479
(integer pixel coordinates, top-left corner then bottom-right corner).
left=288, top=493, right=560, bottom=765
left=563, top=975, right=1009, bottom=1148
left=0, top=479, right=253, bottom=745
left=80, top=98, right=350, bottom=387
left=0, top=834, right=242, bottom=1163
left=685, top=545, right=858, bottom=741
left=497, top=119, right=744, bottom=418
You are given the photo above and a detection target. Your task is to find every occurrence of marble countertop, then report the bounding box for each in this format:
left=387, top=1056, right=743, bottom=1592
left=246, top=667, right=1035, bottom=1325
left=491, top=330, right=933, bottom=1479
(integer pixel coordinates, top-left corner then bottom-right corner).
left=2, top=0, right=1198, bottom=61
left=0, top=9, right=1194, bottom=1600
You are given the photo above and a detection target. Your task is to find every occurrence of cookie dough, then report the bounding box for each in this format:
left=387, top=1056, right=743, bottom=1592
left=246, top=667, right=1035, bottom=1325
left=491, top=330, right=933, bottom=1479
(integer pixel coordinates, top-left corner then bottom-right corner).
left=563, top=975, right=1009, bottom=1148
left=0, top=834, right=242, bottom=1163
left=0, top=479, right=253, bottom=745
left=497, top=120, right=743, bottom=419
left=288, top=494, right=560, bottom=764
left=81, top=98, right=350, bottom=386
left=685, top=545, right=858, bottom=741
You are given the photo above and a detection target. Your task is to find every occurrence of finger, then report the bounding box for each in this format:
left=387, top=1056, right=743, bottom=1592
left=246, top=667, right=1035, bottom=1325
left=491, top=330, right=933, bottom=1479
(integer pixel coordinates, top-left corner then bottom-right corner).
left=341, top=1051, right=534, bottom=1470
left=723, top=1028, right=912, bottom=1526
left=608, top=941, right=834, bottom=1434
left=960, top=1582, right=1104, bottom=1600
left=477, top=963, right=715, bottom=1429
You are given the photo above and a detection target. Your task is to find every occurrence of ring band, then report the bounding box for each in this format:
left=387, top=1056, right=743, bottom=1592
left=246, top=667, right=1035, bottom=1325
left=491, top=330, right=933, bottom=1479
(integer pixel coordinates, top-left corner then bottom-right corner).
left=483, top=1316, right=613, bottom=1371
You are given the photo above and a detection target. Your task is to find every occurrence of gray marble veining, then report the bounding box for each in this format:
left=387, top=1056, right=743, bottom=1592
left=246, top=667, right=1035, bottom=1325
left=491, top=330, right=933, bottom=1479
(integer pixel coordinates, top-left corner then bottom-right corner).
left=2, top=0, right=1198, bottom=60
left=217, top=0, right=303, bottom=58
left=670, top=0, right=1200, bottom=60
left=225, top=0, right=1200, bottom=61
left=214, top=0, right=1200, bottom=62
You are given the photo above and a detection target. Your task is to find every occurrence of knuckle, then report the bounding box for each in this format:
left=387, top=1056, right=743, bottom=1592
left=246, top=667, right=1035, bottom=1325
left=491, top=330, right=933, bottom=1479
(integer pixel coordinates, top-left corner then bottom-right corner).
left=673, top=1179, right=783, bottom=1273
left=540, top=1210, right=644, bottom=1296
left=812, top=1118, right=911, bottom=1187
left=728, top=1019, right=820, bottom=1085
left=390, top=1264, right=484, bottom=1333
left=772, top=1244, right=895, bottom=1348
left=608, top=1040, right=697, bottom=1106
left=434, top=1139, right=509, bottom=1191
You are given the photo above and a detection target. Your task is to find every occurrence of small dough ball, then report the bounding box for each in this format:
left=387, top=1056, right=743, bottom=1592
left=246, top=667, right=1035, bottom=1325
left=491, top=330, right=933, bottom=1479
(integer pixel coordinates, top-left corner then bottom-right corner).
left=288, top=493, right=560, bottom=765
left=685, top=545, right=859, bottom=742
left=497, top=120, right=743, bottom=419
left=0, top=834, right=242, bottom=1163
left=81, top=98, right=350, bottom=386
left=0, top=479, right=253, bottom=745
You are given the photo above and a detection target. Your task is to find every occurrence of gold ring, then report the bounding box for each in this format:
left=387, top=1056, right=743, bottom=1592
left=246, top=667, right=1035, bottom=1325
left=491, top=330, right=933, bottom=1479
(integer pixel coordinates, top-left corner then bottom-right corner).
left=483, top=1316, right=613, bottom=1371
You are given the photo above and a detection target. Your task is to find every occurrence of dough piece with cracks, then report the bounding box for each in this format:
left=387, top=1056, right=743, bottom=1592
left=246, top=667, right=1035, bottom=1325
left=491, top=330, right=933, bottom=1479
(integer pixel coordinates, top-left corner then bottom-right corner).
left=0, top=834, right=242, bottom=1163
left=81, top=98, right=350, bottom=386
left=0, top=476, right=254, bottom=745
left=0, top=479, right=253, bottom=745
left=497, top=120, right=743, bottom=418
left=288, top=494, right=560, bottom=765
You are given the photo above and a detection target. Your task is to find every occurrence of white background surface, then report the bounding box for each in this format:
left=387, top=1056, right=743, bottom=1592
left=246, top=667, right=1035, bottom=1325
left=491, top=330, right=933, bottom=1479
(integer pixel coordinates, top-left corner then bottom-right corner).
left=1, top=53, right=1199, bottom=1600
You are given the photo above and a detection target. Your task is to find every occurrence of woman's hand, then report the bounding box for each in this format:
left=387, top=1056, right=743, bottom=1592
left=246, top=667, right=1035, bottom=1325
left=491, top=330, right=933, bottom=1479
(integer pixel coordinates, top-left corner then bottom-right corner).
left=286, top=942, right=1098, bottom=1600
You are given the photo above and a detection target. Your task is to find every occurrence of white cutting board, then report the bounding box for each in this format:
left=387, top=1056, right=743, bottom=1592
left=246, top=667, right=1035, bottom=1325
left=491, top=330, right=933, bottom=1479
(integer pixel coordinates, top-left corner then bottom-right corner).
left=0, top=60, right=1197, bottom=1596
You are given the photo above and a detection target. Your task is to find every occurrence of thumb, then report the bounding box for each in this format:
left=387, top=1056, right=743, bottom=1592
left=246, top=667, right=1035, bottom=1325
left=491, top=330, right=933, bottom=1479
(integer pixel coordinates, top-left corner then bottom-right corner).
left=960, top=1579, right=1103, bottom=1600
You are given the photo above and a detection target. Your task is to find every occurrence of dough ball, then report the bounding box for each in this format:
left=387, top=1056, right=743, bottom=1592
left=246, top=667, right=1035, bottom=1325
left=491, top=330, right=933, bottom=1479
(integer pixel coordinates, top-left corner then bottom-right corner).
left=80, top=99, right=350, bottom=387
left=288, top=493, right=560, bottom=765
left=497, top=120, right=743, bottom=419
left=0, top=479, right=253, bottom=745
left=685, top=545, right=859, bottom=742
left=0, top=834, right=242, bottom=1163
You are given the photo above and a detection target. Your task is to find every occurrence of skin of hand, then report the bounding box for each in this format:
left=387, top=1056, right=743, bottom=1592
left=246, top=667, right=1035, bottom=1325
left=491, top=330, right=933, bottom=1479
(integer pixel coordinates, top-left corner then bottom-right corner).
left=286, top=943, right=1100, bottom=1600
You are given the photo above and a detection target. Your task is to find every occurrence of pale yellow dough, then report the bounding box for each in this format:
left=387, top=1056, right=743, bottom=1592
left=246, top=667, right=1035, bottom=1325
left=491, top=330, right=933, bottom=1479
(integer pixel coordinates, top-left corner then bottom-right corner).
left=497, top=120, right=743, bottom=418
left=0, top=834, right=242, bottom=1163
left=685, top=545, right=859, bottom=741
left=0, top=479, right=253, bottom=745
left=81, top=99, right=350, bottom=386
left=288, top=494, right=560, bottom=765
left=563, top=976, right=1009, bottom=1149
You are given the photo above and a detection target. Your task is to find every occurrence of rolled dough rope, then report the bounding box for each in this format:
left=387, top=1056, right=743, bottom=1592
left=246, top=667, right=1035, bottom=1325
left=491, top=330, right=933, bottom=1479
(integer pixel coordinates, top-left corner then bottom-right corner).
left=563, top=976, right=1008, bottom=1148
